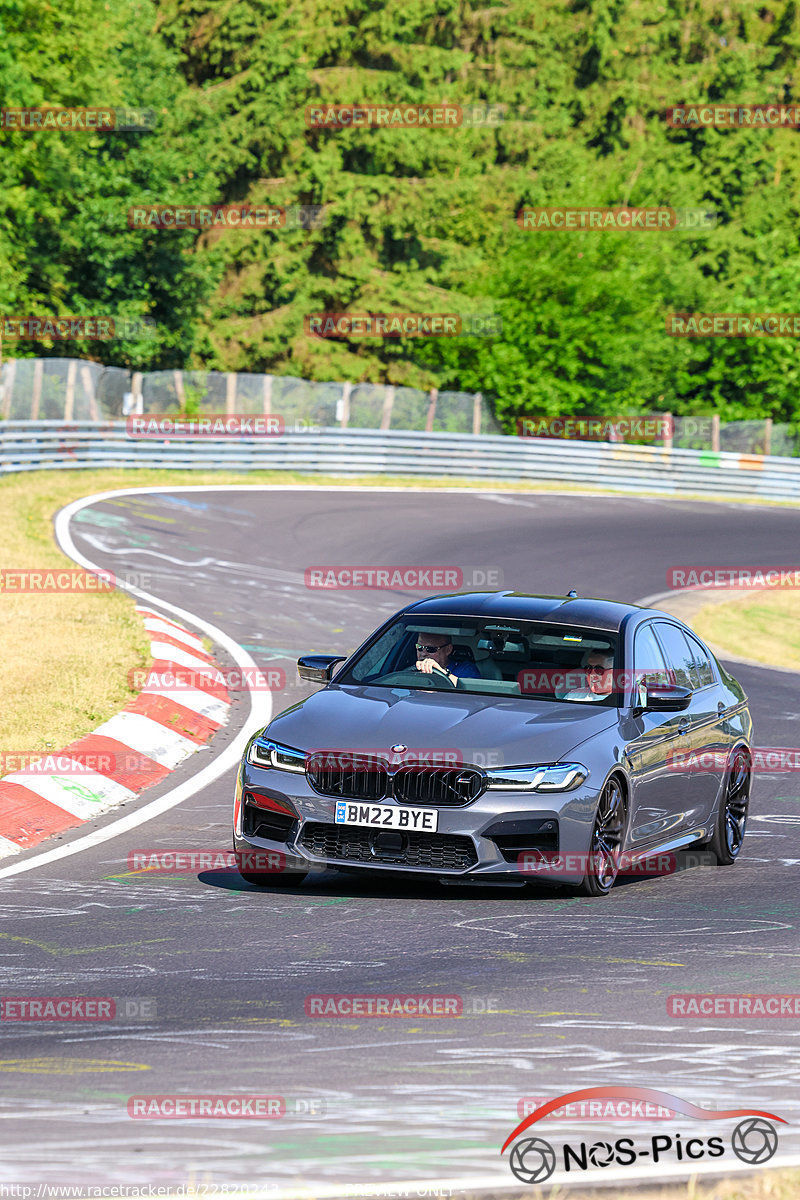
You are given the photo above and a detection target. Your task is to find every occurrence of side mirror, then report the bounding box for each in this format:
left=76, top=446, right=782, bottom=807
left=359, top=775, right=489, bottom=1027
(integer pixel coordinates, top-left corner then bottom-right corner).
left=639, top=683, right=692, bottom=713
left=297, top=654, right=347, bottom=684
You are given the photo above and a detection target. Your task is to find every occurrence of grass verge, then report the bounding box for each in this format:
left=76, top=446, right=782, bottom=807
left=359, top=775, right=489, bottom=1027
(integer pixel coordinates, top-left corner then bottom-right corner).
left=689, top=591, right=800, bottom=671
left=468, top=1168, right=800, bottom=1199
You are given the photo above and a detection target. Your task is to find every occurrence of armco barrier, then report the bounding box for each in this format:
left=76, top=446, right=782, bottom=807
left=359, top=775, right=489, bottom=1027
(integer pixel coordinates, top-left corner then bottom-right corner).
left=0, top=421, right=798, bottom=500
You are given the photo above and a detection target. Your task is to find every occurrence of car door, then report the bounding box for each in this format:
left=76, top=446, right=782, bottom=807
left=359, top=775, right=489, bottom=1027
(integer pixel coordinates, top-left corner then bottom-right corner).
left=654, top=622, right=728, bottom=825
left=624, top=621, right=693, bottom=845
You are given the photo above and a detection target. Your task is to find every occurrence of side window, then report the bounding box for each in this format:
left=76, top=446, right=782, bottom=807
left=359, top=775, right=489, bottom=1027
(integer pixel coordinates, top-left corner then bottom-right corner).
left=633, top=624, right=671, bottom=695
left=653, top=622, right=697, bottom=690
left=684, top=632, right=715, bottom=688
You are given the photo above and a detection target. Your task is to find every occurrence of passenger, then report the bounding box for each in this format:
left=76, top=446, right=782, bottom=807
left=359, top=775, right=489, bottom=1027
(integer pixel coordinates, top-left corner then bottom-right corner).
left=560, top=650, right=615, bottom=702
left=414, top=633, right=481, bottom=685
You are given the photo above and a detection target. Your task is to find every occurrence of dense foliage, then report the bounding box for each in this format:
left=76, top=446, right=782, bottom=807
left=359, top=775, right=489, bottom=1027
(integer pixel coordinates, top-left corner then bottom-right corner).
left=3, top=0, right=800, bottom=428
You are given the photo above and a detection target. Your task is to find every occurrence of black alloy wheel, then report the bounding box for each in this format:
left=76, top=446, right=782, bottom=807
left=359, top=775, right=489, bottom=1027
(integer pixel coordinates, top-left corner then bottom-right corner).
left=707, top=746, right=751, bottom=865
left=578, top=776, right=627, bottom=897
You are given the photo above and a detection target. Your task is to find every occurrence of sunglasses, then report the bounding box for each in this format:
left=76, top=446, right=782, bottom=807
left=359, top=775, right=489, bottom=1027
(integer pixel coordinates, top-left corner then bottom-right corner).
left=586, top=662, right=611, bottom=675
left=416, top=642, right=448, bottom=654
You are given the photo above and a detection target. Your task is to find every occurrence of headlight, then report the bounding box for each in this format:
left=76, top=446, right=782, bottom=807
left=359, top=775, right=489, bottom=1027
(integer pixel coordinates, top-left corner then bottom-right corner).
left=485, top=762, right=588, bottom=792
left=246, top=738, right=306, bottom=773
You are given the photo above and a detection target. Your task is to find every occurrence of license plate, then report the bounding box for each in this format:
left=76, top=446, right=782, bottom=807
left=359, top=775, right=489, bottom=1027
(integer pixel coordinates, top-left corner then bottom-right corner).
left=334, top=800, right=439, bottom=833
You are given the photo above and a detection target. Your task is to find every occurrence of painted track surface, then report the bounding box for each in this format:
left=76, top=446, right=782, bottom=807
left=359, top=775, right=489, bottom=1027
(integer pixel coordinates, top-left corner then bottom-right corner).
left=1, top=486, right=799, bottom=1192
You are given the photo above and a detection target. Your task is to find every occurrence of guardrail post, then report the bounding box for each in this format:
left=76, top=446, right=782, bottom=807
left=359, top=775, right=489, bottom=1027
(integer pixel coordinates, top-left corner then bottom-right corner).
left=31, top=360, right=43, bottom=420
left=263, top=374, right=272, bottom=415
left=226, top=372, right=237, bottom=415
left=425, top=387, right=438, bottom=433
left=711, top=414, right=720, bottom=452
left=339, top=380, right=351, bottom=428
left=380, top=385, right=395, bottom=430
left=64, top=360, right=77, bottom=421
left=131, top=371, right=143, bottom=414
left=473, top=392, right=482, bottom=436
left=174, top=369, right=186, bottom=411
left=1, top=359, right=16, bottom=418
left=80, top=365, right=99, bottom=420
left=662, top=411, right=673, bottom=449
left=764, top=417, right=772, bottom=456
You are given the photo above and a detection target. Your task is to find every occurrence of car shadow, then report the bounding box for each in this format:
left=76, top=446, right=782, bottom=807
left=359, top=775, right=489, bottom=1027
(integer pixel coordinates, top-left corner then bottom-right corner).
left=200, top=868, right=584, bottom=902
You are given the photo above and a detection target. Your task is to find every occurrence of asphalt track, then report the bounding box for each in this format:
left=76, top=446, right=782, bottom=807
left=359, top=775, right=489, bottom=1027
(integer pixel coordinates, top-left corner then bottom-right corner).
left=2, top=485, right=800, bottom=1194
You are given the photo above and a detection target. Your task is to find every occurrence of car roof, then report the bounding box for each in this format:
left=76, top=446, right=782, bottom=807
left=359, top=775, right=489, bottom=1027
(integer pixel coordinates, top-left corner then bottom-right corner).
left=403, top=591, right=648, bottom=634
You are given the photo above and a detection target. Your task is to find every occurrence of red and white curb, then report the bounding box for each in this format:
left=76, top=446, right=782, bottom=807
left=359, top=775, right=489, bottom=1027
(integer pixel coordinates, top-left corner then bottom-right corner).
left=0, top=605, right=231, bottom=859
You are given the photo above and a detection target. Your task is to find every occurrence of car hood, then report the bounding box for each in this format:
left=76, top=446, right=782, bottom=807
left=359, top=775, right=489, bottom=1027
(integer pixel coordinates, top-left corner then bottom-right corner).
left=263, top=684, right=619, bottom=766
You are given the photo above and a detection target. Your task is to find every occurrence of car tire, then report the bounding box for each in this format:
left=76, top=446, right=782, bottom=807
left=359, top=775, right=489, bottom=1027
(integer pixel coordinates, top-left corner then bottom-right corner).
left=703, top=746, right=751, bottom=866
left=577, top=776, right=628, bottom=897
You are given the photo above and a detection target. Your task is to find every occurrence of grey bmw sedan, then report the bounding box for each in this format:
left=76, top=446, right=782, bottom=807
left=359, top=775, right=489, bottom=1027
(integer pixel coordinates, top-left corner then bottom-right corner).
left=233, top=592, right=752, bottom=896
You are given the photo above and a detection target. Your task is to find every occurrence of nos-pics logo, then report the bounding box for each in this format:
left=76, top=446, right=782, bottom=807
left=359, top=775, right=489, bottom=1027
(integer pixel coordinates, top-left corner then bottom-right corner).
left=501, top=1087, right=785, bottom=1185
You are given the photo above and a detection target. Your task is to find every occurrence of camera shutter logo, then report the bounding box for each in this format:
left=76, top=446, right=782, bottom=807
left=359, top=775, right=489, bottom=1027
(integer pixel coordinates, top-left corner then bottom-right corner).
left=509, top=1137, right=556, bottom=1184
left=732, top=1118, right=778, bottom=1165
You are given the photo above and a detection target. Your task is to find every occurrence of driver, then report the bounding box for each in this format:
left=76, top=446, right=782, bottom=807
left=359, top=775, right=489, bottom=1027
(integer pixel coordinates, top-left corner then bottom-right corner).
left=415, top=633, right=481, bottom=685
left=560, top=650, right=615, bottom=702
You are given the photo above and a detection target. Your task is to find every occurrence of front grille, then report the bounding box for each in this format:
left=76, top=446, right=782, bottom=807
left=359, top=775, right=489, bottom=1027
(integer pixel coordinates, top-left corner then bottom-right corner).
left=306, top=752, right=390, bottom=801
left=394, top=765, right=485, bottom=807
left=306, top=756, right=485, bottom=807
left=299, top=822, right=478, bottom=871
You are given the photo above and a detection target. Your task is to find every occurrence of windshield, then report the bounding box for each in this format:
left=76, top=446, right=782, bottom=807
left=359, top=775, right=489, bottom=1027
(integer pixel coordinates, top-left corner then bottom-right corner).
left=338, top=615, right=620, bottom=705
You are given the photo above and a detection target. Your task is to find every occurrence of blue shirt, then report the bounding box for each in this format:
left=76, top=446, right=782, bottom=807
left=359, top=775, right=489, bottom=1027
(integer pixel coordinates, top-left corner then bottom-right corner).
left=450, top=659, right=481, bottom=678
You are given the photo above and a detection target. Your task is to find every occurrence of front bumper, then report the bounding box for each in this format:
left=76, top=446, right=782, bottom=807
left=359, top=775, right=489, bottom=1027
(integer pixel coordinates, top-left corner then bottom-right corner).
left=233, top=761, right=603, bottom=885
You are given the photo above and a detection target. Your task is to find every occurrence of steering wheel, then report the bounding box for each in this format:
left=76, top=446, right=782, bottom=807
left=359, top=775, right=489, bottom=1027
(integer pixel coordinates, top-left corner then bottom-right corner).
left=377, top=665, right=457, bottom=690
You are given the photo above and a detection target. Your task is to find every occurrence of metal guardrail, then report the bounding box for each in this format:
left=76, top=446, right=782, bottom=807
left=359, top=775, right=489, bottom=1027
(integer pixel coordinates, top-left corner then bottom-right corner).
left=1, top=420, right=797, bottom=500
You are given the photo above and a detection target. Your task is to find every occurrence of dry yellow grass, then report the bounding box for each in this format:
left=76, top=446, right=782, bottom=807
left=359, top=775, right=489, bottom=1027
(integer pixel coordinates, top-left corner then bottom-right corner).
left=0, top=475, right=152, bottom=758
left=691, top=590, right=800, bottom=670
left=469, top=1167, right=800, bottom=1199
